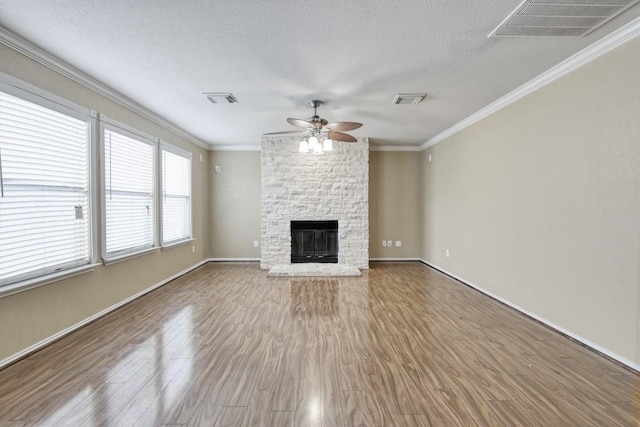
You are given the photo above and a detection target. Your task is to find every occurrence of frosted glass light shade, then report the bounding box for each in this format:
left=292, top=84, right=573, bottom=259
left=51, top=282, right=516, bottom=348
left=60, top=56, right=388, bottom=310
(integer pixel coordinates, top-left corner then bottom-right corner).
left=308, top=136, right=319, bottom=150
left=299, top=140, right=309, bottom=153
left=323, top=138, right=333, bottom=151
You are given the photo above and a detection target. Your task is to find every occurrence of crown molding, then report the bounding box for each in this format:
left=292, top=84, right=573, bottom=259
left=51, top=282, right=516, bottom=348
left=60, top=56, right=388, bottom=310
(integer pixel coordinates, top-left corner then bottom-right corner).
left=420, top=15, right=640, bottom=151
left=209, top=143, right=423, bottom=152
left=0, top=26, right=210, bottom=150
left=369, top=145, right=423, bottom=152
left=209, top=144, right=262, bottom=151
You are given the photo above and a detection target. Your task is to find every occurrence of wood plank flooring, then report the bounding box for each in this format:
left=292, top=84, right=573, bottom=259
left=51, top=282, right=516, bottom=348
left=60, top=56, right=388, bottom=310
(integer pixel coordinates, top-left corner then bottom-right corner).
left=0, top=262, right=638, bottom=426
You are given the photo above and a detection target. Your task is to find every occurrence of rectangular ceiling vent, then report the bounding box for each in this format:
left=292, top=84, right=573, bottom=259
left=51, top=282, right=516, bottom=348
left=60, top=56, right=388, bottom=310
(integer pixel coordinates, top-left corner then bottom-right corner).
left=203, top=92, right=237, bottom=104
left=489, top=0, right=640, bottom=38
left=392, top=93, right=426, bottom=105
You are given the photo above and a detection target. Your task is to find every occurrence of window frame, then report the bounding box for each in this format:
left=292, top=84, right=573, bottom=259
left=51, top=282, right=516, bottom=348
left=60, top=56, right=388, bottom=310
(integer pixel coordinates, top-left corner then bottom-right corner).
left=99, top=114, right=159, bottom=264
left=0, top=72, right=99, bottom=297
left=159, top=140, right=193, bottom=248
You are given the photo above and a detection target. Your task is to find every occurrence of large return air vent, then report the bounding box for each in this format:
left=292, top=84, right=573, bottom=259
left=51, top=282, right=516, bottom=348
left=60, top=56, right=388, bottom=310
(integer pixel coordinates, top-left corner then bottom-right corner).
left=489, top=0, right=640, bottom=38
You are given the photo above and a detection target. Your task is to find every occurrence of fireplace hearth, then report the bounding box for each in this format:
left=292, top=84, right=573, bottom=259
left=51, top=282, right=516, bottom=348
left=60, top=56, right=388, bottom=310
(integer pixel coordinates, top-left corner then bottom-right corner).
left=291, top=220, right=338, bottom=263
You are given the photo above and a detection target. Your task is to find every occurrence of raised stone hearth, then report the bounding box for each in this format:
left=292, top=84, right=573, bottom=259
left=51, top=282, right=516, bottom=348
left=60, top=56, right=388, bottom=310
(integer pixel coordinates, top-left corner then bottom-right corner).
left=267, top=263, right=361, bottom=277
left=261, top=136, right=369, bottom=269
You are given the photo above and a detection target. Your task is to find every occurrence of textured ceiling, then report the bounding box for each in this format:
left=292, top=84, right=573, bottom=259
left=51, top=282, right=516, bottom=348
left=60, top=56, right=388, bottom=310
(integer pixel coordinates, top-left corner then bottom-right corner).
left=1, top=0, right=639, bottom=148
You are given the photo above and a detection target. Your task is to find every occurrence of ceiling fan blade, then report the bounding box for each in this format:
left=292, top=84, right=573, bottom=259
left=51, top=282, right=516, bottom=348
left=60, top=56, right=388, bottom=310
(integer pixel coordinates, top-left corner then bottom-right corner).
left=329, top=131, right=357, bottom=142
left=287, top=118, right=313, bottom=128
left=263, top=130, right=303, bottom=136
left=325, top=122, right=362, bottom=132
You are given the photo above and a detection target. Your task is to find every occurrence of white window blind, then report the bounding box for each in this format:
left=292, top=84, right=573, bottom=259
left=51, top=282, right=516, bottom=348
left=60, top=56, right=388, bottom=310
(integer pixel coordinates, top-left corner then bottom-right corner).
left=0, top=88, right=91, bottom=287
left=102, top=122, right=156, bottom=259
left=161, top=144, right=192, bottom=245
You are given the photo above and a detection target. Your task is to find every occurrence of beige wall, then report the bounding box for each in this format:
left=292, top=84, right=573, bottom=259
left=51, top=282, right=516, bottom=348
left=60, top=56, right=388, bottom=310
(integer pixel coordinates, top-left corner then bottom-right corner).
left=369, top=151, right=422, bottom=259
left=0, top=44, right=210, bottom=362
left=209, top=151, right=261, bottom=259
left=206, top=150, right=424, bottom=261
left=422, top=37, right=640, bottom=365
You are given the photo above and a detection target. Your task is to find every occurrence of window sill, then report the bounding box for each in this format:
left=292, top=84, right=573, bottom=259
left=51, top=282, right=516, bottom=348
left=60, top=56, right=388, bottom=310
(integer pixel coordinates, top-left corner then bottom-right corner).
left=161, top=238, right=195, bottom=251
left=0, top=263, right=101, bottom=299
left=102, top=246, right=160, bottom=266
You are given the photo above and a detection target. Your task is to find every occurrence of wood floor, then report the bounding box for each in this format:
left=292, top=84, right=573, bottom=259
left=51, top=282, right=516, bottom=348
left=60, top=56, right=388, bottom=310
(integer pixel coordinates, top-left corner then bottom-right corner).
left=0, top=262, right=638, bottom=426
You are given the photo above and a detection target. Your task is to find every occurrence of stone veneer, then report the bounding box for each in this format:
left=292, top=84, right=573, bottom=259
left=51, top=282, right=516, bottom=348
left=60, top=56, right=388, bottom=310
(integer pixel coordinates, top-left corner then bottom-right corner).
left=261, top=136, right=369, bottom=269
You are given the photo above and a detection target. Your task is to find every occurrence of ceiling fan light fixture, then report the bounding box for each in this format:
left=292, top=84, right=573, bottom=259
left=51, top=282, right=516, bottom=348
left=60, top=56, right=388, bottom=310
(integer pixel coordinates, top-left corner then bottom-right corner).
left=266, top=99, right=362, bottom=151
left=203, top=92, right=237, bottom=104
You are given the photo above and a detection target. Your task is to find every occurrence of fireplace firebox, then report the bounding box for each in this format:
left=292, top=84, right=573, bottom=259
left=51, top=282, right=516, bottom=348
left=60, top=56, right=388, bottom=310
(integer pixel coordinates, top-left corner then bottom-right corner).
left=291, top=220, right=338, bottom=263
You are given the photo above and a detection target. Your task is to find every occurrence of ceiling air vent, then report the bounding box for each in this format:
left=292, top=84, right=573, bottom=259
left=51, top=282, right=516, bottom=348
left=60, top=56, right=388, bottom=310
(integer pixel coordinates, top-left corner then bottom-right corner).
left=203, top=92, right=237, bottom=104
left=392, top=93, right=426, bottom=105
left=489, top=0, right=640, bottom=38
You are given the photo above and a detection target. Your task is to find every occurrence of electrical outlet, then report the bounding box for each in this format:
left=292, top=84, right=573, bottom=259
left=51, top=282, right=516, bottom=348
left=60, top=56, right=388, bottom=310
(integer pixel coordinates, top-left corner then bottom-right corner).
left=387, top=240, right=392, bottom=247
left=428, top=154, right=432, bottom=162
left=214, top=164, right=221, bottom=173
left=382, top=240, right=387, bottom=247
left=446, top=249, right=450, bottom=258
left=253, top=240, right=258, bottom=248
left=395, top=241, right=402, bottom=247
left=192, top=245, right=196, bottom=254
left=199, top=154, right=203, bottom=162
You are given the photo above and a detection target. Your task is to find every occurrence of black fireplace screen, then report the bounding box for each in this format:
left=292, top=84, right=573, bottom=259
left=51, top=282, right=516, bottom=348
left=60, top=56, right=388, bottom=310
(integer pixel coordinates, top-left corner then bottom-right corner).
left=291, top=220, right=338, bottom=263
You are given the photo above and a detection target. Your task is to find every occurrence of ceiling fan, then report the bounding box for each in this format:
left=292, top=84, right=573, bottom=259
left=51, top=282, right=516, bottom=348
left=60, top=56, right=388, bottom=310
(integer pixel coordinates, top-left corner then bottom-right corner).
left=264, top=100, right=362, bottom=153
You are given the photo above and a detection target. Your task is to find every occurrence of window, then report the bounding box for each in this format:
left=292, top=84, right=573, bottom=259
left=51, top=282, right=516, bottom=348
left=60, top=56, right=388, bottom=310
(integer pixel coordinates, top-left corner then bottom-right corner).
left=0, top=78, right=92, bottom=287
left=161, top=143, right=192, bottom=246
left=101, top=117, right=157, bottom=260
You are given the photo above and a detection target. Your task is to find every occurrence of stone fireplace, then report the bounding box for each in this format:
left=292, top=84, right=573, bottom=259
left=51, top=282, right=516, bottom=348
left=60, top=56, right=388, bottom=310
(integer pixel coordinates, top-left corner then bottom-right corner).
left=260, top=136, right=369, bottom=269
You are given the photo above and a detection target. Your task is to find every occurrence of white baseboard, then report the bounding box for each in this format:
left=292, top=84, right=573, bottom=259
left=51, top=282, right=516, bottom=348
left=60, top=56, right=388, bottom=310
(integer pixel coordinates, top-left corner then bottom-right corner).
left=208, top=258, right=260, bottom=262
left=419, top=259, right=640, bottom=373
left=0, top=259, right=210, bottom=370
left=369, top=258, right=421, bottom=262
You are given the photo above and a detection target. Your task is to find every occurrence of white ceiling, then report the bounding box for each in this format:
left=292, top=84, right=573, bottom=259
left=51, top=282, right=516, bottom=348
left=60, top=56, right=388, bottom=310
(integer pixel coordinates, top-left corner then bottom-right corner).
left=1, top=0, right=639, bottom=148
